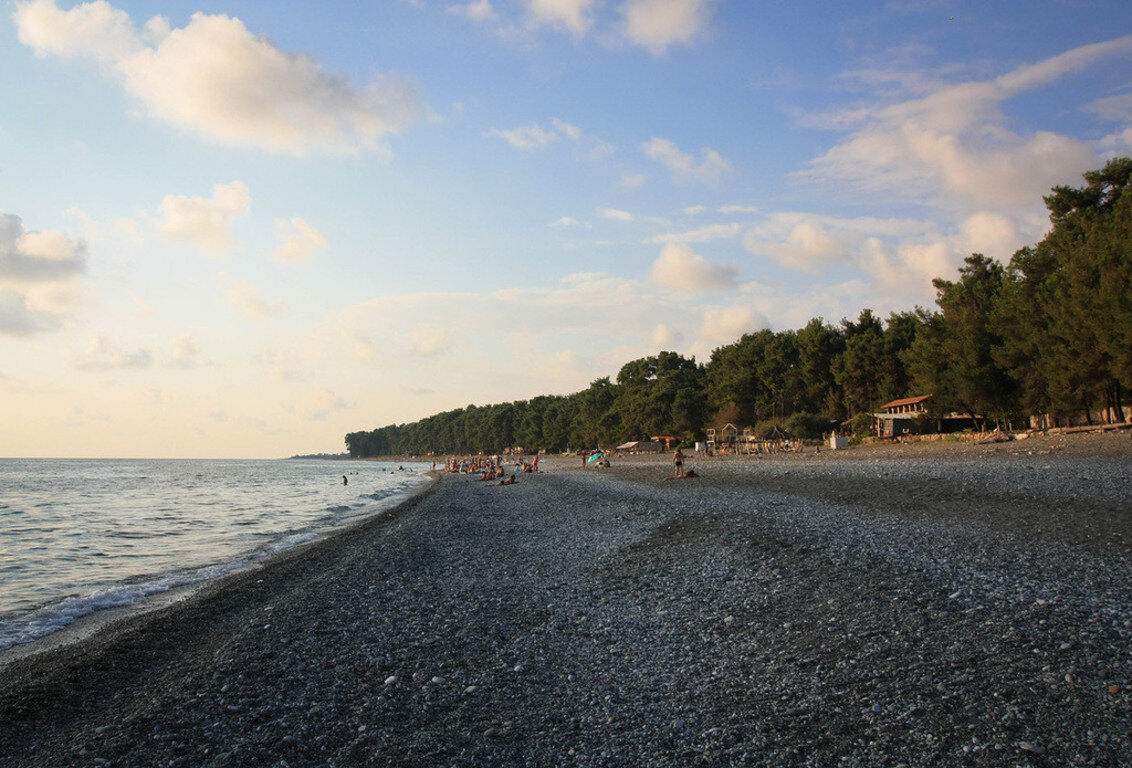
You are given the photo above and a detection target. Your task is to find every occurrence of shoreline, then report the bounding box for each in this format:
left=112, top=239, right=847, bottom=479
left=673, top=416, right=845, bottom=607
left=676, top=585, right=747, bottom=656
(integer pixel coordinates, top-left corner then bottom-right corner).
left=2, top=441, right=1129, bottom=766
left=0, top=471, right=439, bottom=670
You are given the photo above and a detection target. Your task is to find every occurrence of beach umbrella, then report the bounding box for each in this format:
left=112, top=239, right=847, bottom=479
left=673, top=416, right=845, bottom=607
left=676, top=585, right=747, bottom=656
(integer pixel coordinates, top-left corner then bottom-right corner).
left=586, top=451, right=604, bottom=464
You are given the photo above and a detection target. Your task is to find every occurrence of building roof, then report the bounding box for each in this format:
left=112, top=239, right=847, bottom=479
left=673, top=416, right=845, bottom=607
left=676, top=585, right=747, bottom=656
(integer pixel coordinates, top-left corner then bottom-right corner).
left=880, top=394, right=932, bottom=410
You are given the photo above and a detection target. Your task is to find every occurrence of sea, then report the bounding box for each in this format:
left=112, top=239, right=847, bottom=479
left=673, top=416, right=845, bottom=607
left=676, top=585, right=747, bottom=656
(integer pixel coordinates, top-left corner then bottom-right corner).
left=0, top=458, right=430, bottom=652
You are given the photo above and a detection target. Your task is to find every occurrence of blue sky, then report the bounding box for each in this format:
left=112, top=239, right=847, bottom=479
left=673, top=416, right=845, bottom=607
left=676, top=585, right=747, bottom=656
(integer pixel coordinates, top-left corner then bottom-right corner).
left=2, top=0, right=1131, bottom=457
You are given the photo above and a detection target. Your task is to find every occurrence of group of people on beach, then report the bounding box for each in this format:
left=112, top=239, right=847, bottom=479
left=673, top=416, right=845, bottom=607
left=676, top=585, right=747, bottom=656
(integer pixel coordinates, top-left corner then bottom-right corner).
left=444, top=454, right=539, bottom=484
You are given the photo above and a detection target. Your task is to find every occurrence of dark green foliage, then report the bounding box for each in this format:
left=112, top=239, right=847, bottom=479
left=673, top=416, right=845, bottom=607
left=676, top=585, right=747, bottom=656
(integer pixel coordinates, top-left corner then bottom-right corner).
left=346, top=160, right=1132, bottom=456
left=907, top=254, right=1017, bottom=426
left=786, top=412, right=835, bottom=440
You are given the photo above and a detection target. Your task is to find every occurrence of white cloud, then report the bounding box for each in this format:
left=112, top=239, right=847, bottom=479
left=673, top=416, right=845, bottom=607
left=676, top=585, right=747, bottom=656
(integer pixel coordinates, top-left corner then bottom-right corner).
left=599, top=207, right=636, bottom=221
left=409, top=323, right=453, bottom=357
left=307, top=388, right=352, bottom=420
left=719, top=204, right=758, bottom=214
left=0, top=212, right=86, bottom=284
left=448, top=0, right=495, bottom=22
left=72, top=335, right=153, bottom=371
left=164, top=334, right=204, bottom=368
left=159, top=181, right=249, bottom=254
left=651, top=223, right=742, bottom=244
left=642, top=137, right=731, bottom=184
left=1086, top=92, right=1132, bottom=122
left=805, top=35, right=1132, bottom=211
left=622, top=0, right=708, bottom=54
left=650, top=322, right=682, bottom=348
left=648, top=243, right=739, bottom=294
left=696, top=304, right=764, bottom=345
left=526, top=0, right=593, bottom=36
left=550, top=216, right=582, bottom=228
left=0, top=211, right=85, bottom=335
left=552, top=117, right=582, bottom=141
left=221, top=274, right=284, bottom=319
left=275, top=217, right=327, bottom=263
left=14, top=0, right=421, bottom=155
left=487, top=123, right=559, bottom=151
left=620, top=171, right=648, bottom=190
left=253, top=348, right=302, bottom=381
left=745, top=221, right=846, bottom=272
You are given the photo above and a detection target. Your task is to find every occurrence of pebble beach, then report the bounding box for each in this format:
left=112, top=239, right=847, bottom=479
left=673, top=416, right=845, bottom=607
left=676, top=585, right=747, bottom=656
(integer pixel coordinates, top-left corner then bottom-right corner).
left=1, top=432, right=1130, bottom=767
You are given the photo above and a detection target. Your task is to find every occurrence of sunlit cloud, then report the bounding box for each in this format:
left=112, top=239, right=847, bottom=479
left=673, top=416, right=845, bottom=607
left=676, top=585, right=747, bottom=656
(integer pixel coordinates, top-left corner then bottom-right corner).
left=159, top=181, right=249, bottom=254
left=448, top=0, right=495, bottom=22
left=71, top=335, right=153, bottom=371
left=253, top=348, right=302, bottom=381
left=275, top=217, right=327, bottom=263
left=621, top=0, right=709, bottom=54
left=409, top=323, right=454, bottom=357
left=647, top=242, right=739, bottom=294
left=642, top=137, right=731, bottom=184
left=803, top=35, right=1132, bottom=211
left=651, top=223, right=742, bottom=244
left=0, top=211, right=86, bottom=336
left=526, top=0, right=594, bottom=36
left=487, top=123, right=559, bottom=150
left=14, top=0, right=422, bottom=155
left=164, top=334, right=205, bottom=368
left=220, top=273, right=284, bottom=319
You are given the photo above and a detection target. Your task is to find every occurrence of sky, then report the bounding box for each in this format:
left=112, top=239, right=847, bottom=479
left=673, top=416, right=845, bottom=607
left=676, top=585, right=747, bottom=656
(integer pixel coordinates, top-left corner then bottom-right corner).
left=2, top=0, right=1131, bottom=458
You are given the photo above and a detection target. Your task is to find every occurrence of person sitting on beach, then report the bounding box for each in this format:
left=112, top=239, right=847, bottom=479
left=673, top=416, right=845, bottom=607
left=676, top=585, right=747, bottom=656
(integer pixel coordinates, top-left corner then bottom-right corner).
left=498, top=474, right=516, bottom=485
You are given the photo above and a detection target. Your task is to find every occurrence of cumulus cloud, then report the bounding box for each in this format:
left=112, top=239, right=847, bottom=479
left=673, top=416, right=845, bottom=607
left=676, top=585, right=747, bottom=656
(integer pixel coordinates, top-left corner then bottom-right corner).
left=0, top=213, right=86, bottom=283
left=696, top=304, right=764, bottom=345
left=308, top=388, right=352, bottom=421
left=526, top=0, right=593, bottom=36
left=650, top=322, right=682, bottom=348
left=222, top=275, right=284, bottom=319
left=599, top=207, right=636, bottom=221
left=805, top=35, right=1132, bottom=211
left=487, top=123, right=559, bottom=151
left=14, top=0, right=421, bottom=155
left=651, top=223, right=742, bottom=244
left=620, top=171, right=648, bottom=189
left=71, top=335, right=153, bottom=371
left=744, top=209, right=1032, bottom=305
left=0, top=211, right=86, bottom=335
left=275, top=217, right=327, bottom=263
left=550, top=216, right=582, bottom=228
left=409, top=323, right=454, bottom=357
left=253, top=349, right=302, bottom=381
left=488, top=118, right=611, bottom=161
left=159, top=181, right=249, bottom=253
left=622, top=0, right=708, bottom=54
left=642, top=137, right=731, bottom=184
left=745, top=221, right=846, bottom=272
left=647, top=242, right=739, bottom=294
left=164, top=334, right=204, bottom=368
left=448, top=0, right=495, bottom=22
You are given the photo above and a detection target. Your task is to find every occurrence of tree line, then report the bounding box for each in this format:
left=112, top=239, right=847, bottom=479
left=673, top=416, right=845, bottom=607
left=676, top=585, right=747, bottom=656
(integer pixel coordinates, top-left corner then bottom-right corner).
left=346, top=159, right=1132, bottom=457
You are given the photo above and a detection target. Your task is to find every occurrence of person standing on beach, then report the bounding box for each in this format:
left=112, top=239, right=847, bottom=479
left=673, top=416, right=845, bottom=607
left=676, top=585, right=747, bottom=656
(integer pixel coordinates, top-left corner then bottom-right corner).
left=342, top=475, right=348, bottom=485
left=673, top=448, right=684, bottom=478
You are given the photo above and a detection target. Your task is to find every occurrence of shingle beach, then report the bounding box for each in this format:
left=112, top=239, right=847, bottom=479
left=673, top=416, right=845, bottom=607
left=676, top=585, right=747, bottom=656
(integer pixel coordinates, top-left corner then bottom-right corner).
left=2, top=433, right=1130, bottom=767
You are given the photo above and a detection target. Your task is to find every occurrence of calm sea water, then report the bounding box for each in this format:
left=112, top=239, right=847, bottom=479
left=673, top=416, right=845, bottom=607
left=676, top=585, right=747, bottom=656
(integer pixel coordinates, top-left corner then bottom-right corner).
left=0, top=458, right=430, bottom=651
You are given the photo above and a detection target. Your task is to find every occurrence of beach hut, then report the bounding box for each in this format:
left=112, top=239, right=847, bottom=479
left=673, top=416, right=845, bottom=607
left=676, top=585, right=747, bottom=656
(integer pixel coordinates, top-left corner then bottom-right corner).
left=707, top=423, right=739, bottom=452
left=873, top=395, right=932, bottom=438
left=616, top=440, right=663, bottom=454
